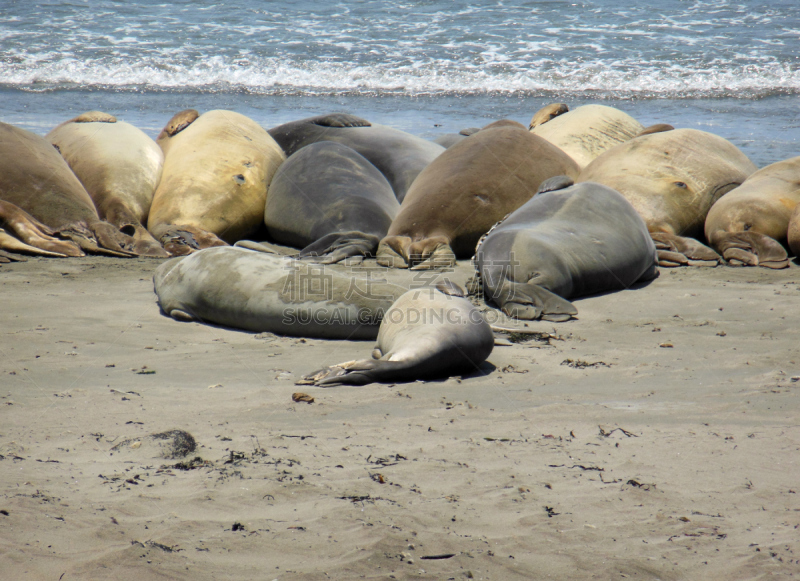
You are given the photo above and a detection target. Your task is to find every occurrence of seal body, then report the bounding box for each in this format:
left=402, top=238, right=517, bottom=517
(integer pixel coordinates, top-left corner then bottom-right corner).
left=264, top=142, right=400, bottom=263
left=578, top=128, right=758, bottom=266
left=530, top=104, right=644, bottom=168
left=0, top=121, right=139, bottom=257
left=705, top=156, right=800, bottom=268
left=148, top=109, right=286, bottom=254
left=153, top=246, right=406, bottom=339
left=300, top=287, right=494, bottom=385
left=377, top=123, right=581, bottom=269
left=474, top=181, right=658, bottom=321
left=47, top=111, right=168, bottom=257
left=268, top=113, right=444, bottom=203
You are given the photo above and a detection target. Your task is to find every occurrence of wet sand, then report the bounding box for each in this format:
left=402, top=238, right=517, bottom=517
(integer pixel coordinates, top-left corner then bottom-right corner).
left=1, top=254, right=799, bottom=579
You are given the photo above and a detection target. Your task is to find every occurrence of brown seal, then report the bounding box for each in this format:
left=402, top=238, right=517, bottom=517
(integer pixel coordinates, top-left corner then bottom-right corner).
left=376, top=121, right=580, bottom=269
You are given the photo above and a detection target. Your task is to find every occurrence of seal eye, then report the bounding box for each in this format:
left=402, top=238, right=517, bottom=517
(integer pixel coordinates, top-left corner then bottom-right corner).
left=674, top=181, right=688, bottom=189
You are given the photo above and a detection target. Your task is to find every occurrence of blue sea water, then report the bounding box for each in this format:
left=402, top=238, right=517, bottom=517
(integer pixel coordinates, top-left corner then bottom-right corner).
left=1, top=0, right=799, bottom=166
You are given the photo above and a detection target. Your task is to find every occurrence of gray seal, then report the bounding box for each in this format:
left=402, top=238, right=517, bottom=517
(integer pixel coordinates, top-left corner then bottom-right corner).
left=153, top=246, right=407, bottom=339
left=268, top=113, right=444, bottom=203
left=299, top=284, right=494, bottom=385
left=474, top=180, right=658, bottom=321
left=264, top=141, right=400, bottom=263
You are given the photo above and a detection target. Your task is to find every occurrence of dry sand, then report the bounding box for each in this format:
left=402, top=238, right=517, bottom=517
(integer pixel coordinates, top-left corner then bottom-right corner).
left=1, top=253, right=799, bottom=580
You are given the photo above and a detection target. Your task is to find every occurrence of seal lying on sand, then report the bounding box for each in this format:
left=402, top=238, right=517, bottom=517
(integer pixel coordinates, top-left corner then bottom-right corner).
left=264, top=142, right=400, bottom=263
left=299, top=283, right=494, bottom=386
left=578, top=128, right=758, bottom=266
left=529, top=104, right=645, bottom=168
left=376, top=122, right=580, bottom=269
left=704, top=156, right=800, bottom=269
left=473, top=180, right=658, bottom=321
left=153, top=246, right=407, bottom=339
left=47, top=111, right=168, bottom=257
left=148, top=109, right=286, bottom=255
left=0, top=121, right=138, bottom=257
left=268, top=113, right=444, bottom=203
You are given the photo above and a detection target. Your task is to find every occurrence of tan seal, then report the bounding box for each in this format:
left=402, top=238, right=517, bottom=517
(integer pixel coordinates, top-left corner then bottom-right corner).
left=47, top=111, right=168, bottom=257
left=148, top=109, right=285, bottom=255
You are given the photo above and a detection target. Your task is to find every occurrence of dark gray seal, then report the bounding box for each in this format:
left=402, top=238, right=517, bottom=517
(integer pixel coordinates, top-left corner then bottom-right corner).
left=264, top=141, right=400, bottom=263
left=268, top=113, right=444, bottom=203
left=473, top=180, right=658, bottom=321
left=153, top=246, right=407, bottom=339
left=299, top=284, right=494, bottom=385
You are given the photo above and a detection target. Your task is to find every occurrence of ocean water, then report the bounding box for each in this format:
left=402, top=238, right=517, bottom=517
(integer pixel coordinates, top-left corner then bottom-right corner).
left=1, top=0, right=799, bottom=167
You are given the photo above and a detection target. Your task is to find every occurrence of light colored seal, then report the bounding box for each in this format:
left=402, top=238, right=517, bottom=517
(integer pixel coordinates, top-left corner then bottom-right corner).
left=705, top=156, right=800, bottom=269
left=47, top=111, right=168, bottom=257
left=473, top=179, right=658, bottom=321
left=148, top=109, right=286, bottom=255
left=0, top=121, right=138, bottom=257
left=376, top=122, right=581, bottom=269
left=530, top=104, right=645, bottom=168
left=268, top=113, right=445, bottom=203
left=578, top=128, right=758, bottom=266
left=264, top=141, right=400, bottom=263
left=298, top=284, right=494, bottom=386
left=153, top=246, right=407, bottom=339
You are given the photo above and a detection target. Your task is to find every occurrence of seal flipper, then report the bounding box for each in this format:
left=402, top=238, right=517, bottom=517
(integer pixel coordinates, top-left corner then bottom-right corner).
left=710, top=231, right=789, bottom=269
left=149, top=224, right=228, bottom=256
left=311, top=113, right=372, bottom=128
left=296, top=231, right=380, bottom=264
left=298, top=359, right=404, bottom=387
left=490, top=280, right=578, bottom=322
left=0, top=200, right=83, bottom=257
left=537, top=175, right=574, bottom=194
left=651, top=232, right=721, bottom=267
left=376, top=235, right=456, bottom=269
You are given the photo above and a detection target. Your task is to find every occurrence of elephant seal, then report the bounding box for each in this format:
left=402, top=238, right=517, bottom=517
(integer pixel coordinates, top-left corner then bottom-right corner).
left=153, top=246, right=408, bottom=339
left=530, top=104, right=644, bottom=168
left=578, top=128, right=758, bottom=266
left=264, top=142, right=400, bottom=263
left=299, top=283, right=494, bottom=386
left=433, top=127, right=480, bottom=149
left=376, top=122, right=581, bottom=269
left=148, top=109, right=286, bottom=255
left=473, top=180, right=658, bottom=321
left=268, top=113, right=444, bottom=203
left=529, top=103, right=569, bottom=129
left=47, top=111, right=168, bottom=257
left=0, top=200, right=82, bottom=259
left=705, top=156, right=800, bottom=268
left=0, top=121, right=139, bottom=257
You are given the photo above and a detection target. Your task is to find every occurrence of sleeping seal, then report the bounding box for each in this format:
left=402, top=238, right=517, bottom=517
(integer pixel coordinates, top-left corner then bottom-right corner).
left=578, top=128, right=757, bottom=266
left=474, top=179, right=658, bottom=321
left=264, top=141, right=400, bottom=263
left=376, top=122, right=580, bottom=269
left=148, top=109, right=285, bottom=254
left=47, top=111, right=168, bottom=257
left=0, top=121, right=138, bottom=257
left=153, top=246, right=407, bottom=339
left=299, top=283, right=494, bottom=386
left=268, top=113, right=444, bottom=203
left=705, top=156, right=800, bottom=268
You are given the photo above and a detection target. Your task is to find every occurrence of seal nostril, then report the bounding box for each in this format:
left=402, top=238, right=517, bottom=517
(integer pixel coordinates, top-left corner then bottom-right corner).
left=744, top=223, right=752, bottom=231
left=120, top=224, right=136, bottom=237
left=233, top=174, right=246, bottom=184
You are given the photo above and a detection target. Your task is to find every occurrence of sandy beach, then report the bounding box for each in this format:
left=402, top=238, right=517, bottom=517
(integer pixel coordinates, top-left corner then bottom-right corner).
left=1, top=253, right=799, bottom=579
